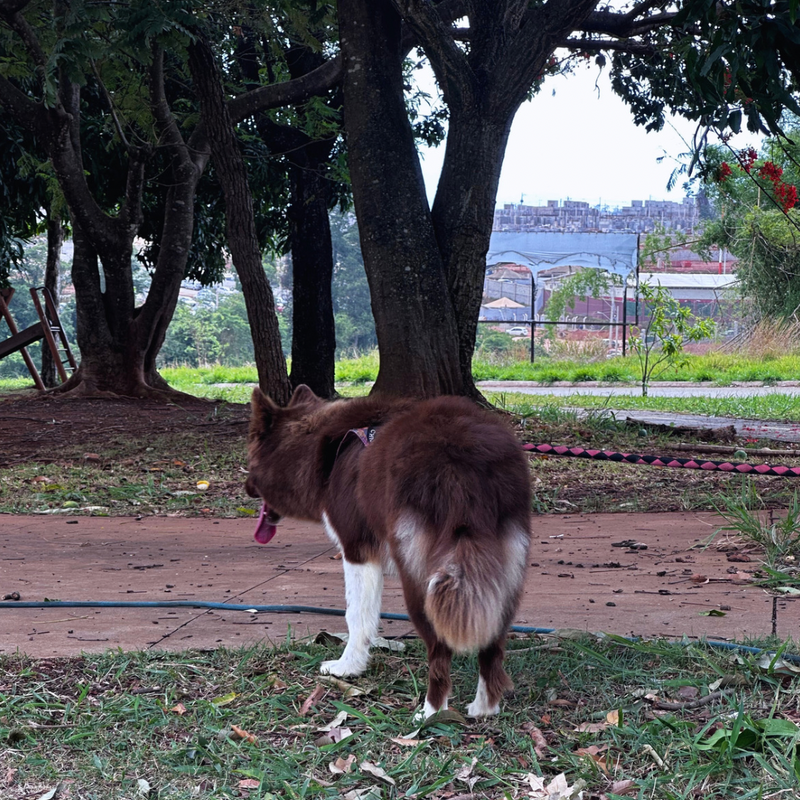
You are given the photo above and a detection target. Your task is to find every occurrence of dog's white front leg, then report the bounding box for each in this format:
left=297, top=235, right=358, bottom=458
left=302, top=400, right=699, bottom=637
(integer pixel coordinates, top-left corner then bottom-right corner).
left=320, top=558, right=383, bottom=677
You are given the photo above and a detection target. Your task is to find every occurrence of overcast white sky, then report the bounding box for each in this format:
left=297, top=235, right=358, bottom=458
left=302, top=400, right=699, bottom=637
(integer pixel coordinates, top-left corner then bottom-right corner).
left=417, top=65, right=761, bottom=209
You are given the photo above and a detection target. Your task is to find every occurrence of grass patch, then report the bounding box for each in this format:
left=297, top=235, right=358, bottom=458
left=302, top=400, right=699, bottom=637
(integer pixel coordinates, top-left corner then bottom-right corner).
left=491, top=391, right=800, bottom=423
left=4, top=350, right=800, bottom=401
left=0, top=430, right=259, bottom=518
left=2, top=635, right=797, bottom=799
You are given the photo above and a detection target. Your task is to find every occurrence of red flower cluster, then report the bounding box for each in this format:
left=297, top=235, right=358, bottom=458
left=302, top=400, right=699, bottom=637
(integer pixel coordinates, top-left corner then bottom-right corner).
left=758, top=160, right=797, bottom=212
left=717, top=149, right=798, bottom=213
left=775, top=182, right=798, bottom=213
left=739, top=147, right=758, bottom=173
left=758, top=161, right=783, bottom=182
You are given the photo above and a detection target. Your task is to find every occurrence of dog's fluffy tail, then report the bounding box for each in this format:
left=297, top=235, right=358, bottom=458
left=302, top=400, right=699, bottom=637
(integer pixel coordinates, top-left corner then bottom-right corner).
left=423, top=525, right=530, bottom=653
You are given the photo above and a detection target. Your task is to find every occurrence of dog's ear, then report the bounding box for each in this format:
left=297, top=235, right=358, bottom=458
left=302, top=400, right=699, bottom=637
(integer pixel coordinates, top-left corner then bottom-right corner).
left=288, top=384, right=321, bottom=408
left=250, top=388, right=278, bottom=435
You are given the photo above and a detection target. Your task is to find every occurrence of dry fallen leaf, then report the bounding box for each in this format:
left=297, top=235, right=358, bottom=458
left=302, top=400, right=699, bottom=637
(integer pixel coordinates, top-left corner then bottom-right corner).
left=390, top=736, right=427, bottom=747
left=526, top=772, right=586, bottom=799
left=575, top=744, right=609, bottom=774
left=609, top=779, right=637, bottom=796
left=266, top=673, right=288, bottom=690
left=548, top=698, right=577, bottom=708
left=231, top=725, right=257, bottom=744
left=360, top=760, right=396, bottom=786
left=238, top=778, right=260, bottom=789
left=606, top=709, right=620, bottom=726
left=300, top=684, right=326, bottom=716
left=319, top=675, right=366, bottom=697
left=521, top=722, right=549, bottom=757
left=5, top=768, right=18, bottom=787
left=169, top=703, right=187, bottom=716
left=342, top=789, right=380, bottom=800
left=314, top=726, right=353, bottom=746
left=420, top=708, right=467, bottom=727
left=574, top=720, right=608, bottom=733
left=316, top=710, right=348, bottom=732
left=329, top=754, right=356, bottom=775
left=455, top=756, right=478, bottom=785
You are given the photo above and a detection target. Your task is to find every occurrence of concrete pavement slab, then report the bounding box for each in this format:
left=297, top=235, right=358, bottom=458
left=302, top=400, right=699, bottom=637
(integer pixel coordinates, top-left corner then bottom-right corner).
left=0, top=512, right=794, bottom=658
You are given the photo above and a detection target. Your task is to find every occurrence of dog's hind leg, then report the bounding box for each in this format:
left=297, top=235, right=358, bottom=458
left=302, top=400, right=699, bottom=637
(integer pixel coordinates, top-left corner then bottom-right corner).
left=467, top=639, right=513, bottom=717
left=320, top=556, right=383, bottom=677
left=403, top=592, right=453, bottom=719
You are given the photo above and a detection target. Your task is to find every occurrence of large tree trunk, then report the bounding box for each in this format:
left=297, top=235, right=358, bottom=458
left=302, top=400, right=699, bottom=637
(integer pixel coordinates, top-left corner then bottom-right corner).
left=49, top=51, right=205, bottom=400
left=59, top=219, right=147, bottom=396
left=236, top=31, right=339, bottom=399
left=432, top=113, right=513, bottom=397
left=339, top=0, right=462, bottom=398
left=287, top=155, right=337, bottom=397
left=336, top=0, right=600, bottom=400
left=41, top=210, right=63, bottom=388
left=189, top=38, right=292, bottom=406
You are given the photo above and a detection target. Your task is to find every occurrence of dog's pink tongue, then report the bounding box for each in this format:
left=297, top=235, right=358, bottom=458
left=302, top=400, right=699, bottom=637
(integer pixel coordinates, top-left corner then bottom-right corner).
left=253, top=504, right=277, bottom=544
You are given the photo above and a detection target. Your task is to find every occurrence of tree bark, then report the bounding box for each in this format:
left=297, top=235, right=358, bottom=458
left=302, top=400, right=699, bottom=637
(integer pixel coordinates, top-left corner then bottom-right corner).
left=188, top=37, right=292, bottom=406
left=41, top=210, right=63, bottom=387
left=287, top=154, right=337, bottom=398
left=237, top=33, right=339, bottom=399
left=432, top=112, right=513, bottom=398
left=339, top=0, right=462, bottom=398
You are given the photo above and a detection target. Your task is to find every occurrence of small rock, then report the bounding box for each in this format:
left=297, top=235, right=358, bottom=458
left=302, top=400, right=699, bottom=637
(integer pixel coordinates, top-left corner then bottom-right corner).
left=726, top=553, right=751, bottom=563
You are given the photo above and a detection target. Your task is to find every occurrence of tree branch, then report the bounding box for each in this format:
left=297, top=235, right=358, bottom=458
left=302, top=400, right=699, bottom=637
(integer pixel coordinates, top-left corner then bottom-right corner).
left=392, top=0, right=473, bottom=105
left=0, top=0, right=32, bottom=15
left=228, top=55, right=343, bottom=123
left=149, top=45, right=188, bottom=154
left=226, top=0, right=467, bottom=126
left=2, top=8, right=46, bottom=67
left=91, top=59, right=130, bottom=149
left=622, top=0, right=670, bottom=23
left=0, top=71, right=46, bottom=137
left=490, top=0, right=597, bottom=113
left=562, top=37, right=657, bottom=56
left=579, top=8, right=679, bottom=37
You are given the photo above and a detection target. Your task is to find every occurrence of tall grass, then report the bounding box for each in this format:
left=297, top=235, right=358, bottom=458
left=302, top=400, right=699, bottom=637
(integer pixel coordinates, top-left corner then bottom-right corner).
left=721, top=318, right=800, bottom=360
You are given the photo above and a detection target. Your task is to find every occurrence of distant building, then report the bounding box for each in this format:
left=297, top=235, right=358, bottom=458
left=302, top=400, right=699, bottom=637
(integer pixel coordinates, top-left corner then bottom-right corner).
left=493, top=197, right=699, bottom=235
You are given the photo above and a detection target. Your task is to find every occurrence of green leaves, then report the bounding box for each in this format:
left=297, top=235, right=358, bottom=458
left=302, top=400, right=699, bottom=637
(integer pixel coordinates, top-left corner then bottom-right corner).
left=632, top=281, right=716, bottom=396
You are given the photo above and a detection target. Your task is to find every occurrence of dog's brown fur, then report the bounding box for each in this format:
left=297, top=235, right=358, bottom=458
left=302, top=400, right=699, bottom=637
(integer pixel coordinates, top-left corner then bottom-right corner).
left=246, top=385, right=532, bottom=717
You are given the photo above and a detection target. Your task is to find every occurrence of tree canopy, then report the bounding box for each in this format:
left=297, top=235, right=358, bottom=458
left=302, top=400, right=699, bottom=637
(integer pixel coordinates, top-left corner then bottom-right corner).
left=700, top=128, right=800, bottom=319
left=1, top=0, right=799, bottom=400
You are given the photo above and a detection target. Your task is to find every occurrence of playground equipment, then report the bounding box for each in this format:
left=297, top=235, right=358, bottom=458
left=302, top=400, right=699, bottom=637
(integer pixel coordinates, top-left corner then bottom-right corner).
left=0, top=286, right=77, bottom=390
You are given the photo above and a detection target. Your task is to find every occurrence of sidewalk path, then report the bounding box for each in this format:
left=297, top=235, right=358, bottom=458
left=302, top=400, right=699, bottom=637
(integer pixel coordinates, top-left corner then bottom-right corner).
left=478, top=381, right=800, bottom=443
left=1, top=512, right=793, bottom=658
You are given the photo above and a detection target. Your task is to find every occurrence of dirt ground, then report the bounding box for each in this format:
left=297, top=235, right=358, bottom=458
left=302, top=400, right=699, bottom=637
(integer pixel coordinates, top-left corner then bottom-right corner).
left=0, top=393, right=242, bottom=468
left=1, top=511, right=794, bottom=658
left=1, top=391, right=798, bottom=659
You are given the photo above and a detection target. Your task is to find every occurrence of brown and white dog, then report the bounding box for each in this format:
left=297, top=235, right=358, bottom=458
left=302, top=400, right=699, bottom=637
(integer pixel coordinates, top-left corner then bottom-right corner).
left=245, top=385, right=532, bottom=718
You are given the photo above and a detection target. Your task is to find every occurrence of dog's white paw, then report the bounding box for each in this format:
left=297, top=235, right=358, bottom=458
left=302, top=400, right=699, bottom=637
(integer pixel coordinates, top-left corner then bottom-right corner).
left=412, top=697, right=448, bottom=723
left=320, top=659, right=364, bottom=677
left=466, top=699, right=500, bottom=718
